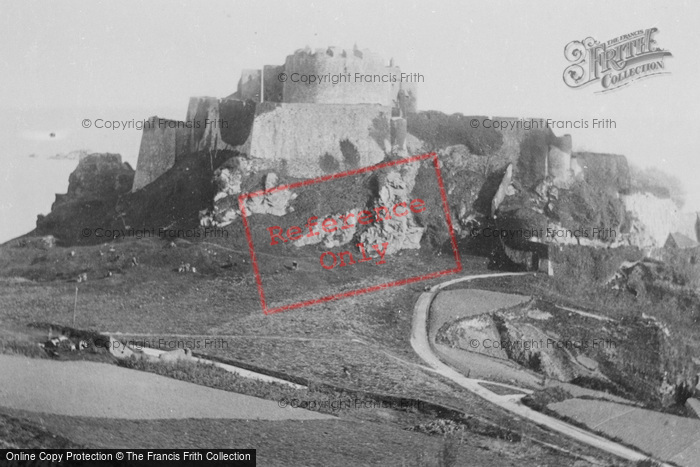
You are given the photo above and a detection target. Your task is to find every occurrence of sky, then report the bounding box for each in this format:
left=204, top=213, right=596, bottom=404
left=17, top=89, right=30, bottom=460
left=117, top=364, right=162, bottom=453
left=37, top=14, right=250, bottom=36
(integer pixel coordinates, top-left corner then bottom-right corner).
left=1, top=0, right=699, bottom=243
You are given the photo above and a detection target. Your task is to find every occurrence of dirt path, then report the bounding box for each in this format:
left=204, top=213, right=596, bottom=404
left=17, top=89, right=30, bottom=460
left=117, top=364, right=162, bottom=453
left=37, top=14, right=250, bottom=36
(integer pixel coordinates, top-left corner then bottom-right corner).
left=0, top=355, right=333, bottom=421
left=410, top=272, right=662, bottom=465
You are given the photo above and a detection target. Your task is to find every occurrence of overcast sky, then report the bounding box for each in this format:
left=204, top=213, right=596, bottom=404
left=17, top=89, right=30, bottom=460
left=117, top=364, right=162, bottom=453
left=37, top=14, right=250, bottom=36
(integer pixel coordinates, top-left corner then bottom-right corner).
left=1, top=0, right=698, bottom=242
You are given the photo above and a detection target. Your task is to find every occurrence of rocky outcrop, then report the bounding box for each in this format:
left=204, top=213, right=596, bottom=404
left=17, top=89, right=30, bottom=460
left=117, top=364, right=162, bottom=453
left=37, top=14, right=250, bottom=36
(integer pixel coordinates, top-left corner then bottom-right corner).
left=434, top=145, right=495, bottom=239
left=358, top=162, right=425, bottom=255
left=61, top=153, right=134, bottom=203
left=242, top=172, right=297, bottom=217
left=623, top=192, right=698, bottom=249
left=294, top=209, right=360, bottom=249
left=436, top=314, right=507, bottom=359
left=491, top=164, right=514, bottom=216
left=36, top=153, right=135, bottom=244
left=200, top=158, right=295, bottom=228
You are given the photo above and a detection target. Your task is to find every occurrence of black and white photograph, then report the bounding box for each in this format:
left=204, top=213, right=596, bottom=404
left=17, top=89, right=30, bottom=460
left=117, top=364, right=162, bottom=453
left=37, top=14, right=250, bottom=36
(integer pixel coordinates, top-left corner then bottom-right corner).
left=1, top=1, right=699, bottom=466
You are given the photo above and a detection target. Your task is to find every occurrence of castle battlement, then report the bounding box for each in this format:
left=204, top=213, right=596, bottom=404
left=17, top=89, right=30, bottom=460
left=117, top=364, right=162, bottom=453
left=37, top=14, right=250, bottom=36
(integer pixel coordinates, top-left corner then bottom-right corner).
left=132, top=46, right=417, bottom=192
left=231, top=45, right=416, bottom=113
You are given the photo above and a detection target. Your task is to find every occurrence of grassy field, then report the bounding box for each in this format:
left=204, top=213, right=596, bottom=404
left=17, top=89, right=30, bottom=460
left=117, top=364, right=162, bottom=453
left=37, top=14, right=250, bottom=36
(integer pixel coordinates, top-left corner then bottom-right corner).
left=549, top=399, right=700, bottom=466
left=0, top=238, right=639, bottom=465
left=0, top=406, right=605, bottom=467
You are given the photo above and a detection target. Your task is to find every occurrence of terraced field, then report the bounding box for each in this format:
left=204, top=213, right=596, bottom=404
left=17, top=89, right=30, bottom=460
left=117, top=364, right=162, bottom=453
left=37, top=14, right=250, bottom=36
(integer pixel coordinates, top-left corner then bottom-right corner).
left=549, top=399, right=700, bottom=466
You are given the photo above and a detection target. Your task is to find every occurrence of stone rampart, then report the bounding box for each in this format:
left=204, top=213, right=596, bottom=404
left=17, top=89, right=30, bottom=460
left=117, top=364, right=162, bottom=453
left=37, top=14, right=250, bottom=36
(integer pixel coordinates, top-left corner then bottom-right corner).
left=132, top=117, right=188, bottom=191
left=240, top=103, right=391, bottom=177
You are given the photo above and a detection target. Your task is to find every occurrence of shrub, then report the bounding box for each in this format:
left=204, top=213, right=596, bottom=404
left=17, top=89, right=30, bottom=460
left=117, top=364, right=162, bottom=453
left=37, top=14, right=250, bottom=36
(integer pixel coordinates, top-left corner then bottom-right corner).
left=339, top=139, right=361, bottom=169
left=319, top=153, right=340, bottom=174
left=521, top=387, right=572, bottom=412
left=407, top=111, right=503, bottom=155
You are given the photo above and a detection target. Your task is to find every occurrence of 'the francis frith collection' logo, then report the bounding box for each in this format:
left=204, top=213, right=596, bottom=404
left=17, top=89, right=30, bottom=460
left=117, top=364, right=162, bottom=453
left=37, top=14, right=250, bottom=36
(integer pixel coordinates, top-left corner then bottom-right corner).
left=563, top=28, right=672, bottom=93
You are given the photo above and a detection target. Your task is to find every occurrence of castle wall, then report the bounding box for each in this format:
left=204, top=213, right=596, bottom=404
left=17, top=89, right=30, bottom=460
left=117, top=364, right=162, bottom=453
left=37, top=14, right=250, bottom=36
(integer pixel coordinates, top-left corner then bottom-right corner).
left=575, top=152, right=631, bottom=192
left=390, top=117, right=407, bottom=151
left=263, top=65, right=284, bottom=103
left=282, top=47, right=396, bottom=105
left=237, top=69, right=262, bottom=102
left=132, top=117, right=188, bottom=191
left=241, top=103, right=391, bottom=178
left=547, top=145, right=571, bottom=187
left=185, top=97, right=242, bottom=153
left=396, top=82, right=417, bottom=114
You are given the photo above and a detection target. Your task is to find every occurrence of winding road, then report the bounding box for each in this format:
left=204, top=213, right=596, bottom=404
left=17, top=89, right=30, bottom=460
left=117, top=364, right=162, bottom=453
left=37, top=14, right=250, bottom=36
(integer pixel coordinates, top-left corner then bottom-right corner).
left=410, top=272, right=665, bottom=465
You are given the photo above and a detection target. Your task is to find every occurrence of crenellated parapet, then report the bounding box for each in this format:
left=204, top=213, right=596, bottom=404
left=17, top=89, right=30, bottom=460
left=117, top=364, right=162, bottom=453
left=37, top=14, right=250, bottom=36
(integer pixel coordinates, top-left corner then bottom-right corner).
left=282, top=46, right=396, bottom=106
left=229, top=45, right=417, bottom=112
left=132, top=46, right=417, bottom=191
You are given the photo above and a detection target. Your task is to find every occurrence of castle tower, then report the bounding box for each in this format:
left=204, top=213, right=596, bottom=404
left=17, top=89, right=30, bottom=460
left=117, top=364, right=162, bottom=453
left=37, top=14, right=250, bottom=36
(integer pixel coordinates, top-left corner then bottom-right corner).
left=547, top=134, right=573, bottom=188
left=237, top=69, right=262, bottom=102
left=282, top=47, right=398, bottom=105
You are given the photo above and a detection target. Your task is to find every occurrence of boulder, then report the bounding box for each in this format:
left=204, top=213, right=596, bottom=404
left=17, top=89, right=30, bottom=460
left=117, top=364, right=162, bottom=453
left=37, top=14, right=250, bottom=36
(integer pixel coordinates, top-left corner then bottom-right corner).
left=159, top=348, right=195, bottom=363
left=107, top=336, right=134, bottom=359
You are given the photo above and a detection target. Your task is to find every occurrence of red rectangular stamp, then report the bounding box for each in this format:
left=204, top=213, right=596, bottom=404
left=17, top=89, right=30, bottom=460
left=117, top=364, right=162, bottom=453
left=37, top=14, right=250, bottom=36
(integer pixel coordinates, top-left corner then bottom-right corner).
left=239, top=152, right=462, bottom=314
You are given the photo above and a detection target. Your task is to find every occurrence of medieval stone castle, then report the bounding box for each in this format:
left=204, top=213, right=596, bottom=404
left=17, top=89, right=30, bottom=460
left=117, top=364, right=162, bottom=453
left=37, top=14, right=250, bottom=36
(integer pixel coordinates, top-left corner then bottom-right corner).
left=127, top=44, right=698, bottom=255
left=132, top=46, right=416, bottom=191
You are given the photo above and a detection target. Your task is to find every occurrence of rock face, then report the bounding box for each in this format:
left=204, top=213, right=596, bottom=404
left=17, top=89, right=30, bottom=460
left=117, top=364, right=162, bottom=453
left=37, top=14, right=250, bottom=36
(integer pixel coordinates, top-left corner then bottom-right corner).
left=491, top=164, right=513, bottom=216
left=36, top=153, right=135, bottom=243
left=436, top=314, right=507, bottom=359
left=359, top=163, right=425, bottom=255
left=294, top=209, right=361, bottom=249
left=623, top=192, right=698, bottom=249
left=437, top=300, right=698, bottom=406
left=62, top=153, right=134, bottom=202
left=201, top=158, right=296, bottom=227
left=242, top=172, right=297, bottom=217
left=432, top=145, right=495, bottom=240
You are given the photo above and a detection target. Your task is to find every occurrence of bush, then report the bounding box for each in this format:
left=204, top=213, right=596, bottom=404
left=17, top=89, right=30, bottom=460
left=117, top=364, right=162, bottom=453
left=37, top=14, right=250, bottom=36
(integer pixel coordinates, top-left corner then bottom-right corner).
left=407, top=111, right=503, bottom=155
left=319, top=153, right=340, bottom=174
left=339, top=139, right=361, bottom=169
left=521, top=387, right=572, bottom=412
